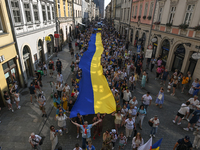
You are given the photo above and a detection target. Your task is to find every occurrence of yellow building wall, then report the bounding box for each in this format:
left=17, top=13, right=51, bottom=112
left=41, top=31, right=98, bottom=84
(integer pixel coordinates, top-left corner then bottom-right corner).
left=56, top=0, right=69, bottom=17
left=0, top=0, right=24, bottom=105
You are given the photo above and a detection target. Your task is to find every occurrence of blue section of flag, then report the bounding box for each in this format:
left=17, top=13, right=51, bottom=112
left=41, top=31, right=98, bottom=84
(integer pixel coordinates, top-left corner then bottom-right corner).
left=70, top=34, right=96, bottom=118
left=152, top=138, right=163, bottom=149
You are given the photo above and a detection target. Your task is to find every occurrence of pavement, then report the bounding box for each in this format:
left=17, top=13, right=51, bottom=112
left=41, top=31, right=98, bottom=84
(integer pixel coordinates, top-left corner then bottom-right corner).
left=0, top=42, right=196, bottom=150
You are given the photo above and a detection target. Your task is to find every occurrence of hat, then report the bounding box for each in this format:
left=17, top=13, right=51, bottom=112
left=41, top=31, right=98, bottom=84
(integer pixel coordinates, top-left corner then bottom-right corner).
left=185, top=135, right=190, bottom=140
left=111, top=129, right=116, bottom=133
left=154, top=115, right=158, bottom=117
left=196, top=105, right=200, bottom=109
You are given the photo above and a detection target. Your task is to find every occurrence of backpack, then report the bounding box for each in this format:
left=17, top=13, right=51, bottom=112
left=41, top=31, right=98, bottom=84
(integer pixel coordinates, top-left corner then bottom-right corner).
left=177, top=143, right=189, bottom=150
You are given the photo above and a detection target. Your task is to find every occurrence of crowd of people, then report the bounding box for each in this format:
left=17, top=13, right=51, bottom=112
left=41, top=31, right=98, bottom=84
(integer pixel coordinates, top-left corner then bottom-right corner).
left=1, top=21, right=200, bottom=150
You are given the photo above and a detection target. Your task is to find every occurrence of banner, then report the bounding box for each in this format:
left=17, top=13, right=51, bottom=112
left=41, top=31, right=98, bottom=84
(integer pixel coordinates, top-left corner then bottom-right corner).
left=70, top=33, right=116, bottom=118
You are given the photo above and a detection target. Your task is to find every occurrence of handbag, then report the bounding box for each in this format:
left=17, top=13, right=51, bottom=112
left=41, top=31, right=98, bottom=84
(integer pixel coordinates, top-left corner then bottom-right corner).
left=148, top=120, right=153, bottom=127
left=158, top=94, right=163, bottom=100
left=168, top=85, right=171, bottom=89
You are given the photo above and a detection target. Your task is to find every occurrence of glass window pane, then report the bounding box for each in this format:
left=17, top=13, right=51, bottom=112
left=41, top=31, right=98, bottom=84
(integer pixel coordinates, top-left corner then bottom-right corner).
left=2, top=63, right=8, bottom=70
left=8, top=59, right=15, bottom=67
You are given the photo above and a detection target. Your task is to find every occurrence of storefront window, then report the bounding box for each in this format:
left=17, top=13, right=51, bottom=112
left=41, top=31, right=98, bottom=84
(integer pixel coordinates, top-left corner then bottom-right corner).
left=2, top=59, right=19, bottom=88
left=161, top=40, right=170, bottom=64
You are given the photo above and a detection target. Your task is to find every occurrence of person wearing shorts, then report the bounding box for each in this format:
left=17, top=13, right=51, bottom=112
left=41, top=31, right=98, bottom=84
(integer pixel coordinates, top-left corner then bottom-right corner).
left=4, top=91, right=14, bottom=112
left=38, top=94, right=47, bottom=117
left=173, top=101, right=190, bottom=125
left=29, top=82, right=36, bottom=104
left=118, top=132, right=127, bottom=150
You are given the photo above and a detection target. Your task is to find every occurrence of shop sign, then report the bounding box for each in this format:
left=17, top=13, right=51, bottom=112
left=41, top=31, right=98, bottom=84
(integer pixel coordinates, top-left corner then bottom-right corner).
left=162, top=47, right=169, bottom=51
left=0, top=55, right=5, bottom=63
left=151, top=38, right=157, bottom=43
left=148, top=45, right=153, bottom=50
left=145, top=49, right=153, bottom=58
left=192, top=53, right=200, bottom=60
left=154, top=43, right=158, bottom=46
left=45, top=36, right=51, bottom=41
left=137, top=45, right=141, bottom=54
left=54, top=34, right=60, bottom=38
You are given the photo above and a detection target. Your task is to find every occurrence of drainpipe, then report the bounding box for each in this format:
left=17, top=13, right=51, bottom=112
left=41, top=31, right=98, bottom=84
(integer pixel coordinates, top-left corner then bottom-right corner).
left=128, top=0, right=133, bottom=42
left=72, top=0, right=76, bottom=38
left=147, top=0, right=158, bottom=50
left=5, top=0, right=26, bottom=87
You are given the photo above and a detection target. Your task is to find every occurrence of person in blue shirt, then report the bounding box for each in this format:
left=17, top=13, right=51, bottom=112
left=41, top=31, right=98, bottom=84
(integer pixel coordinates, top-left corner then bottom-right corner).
left=71, top=119, right=102, bottom=150
left=86, top=141, right=95, bottom=150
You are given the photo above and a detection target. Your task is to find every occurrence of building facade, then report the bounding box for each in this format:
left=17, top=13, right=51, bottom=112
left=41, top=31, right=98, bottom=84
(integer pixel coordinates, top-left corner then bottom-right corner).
left=93, top=0, right=104, bottom=18
left=0, top=0, right=23, bottom=106
left=114, top=0, right=121, bottom=31
left=130, top=0, right=156, bottom=52
left=151, top=0, right=200, bottom=79
left=56, top=0, right=73, bottom=47
left=105, top=2, right=111, bottom=21
left=74, top=0, right=82, bottom=25
left=6, top=0, right=56, bottom=85
left=120, top=0, right=132, bottom=41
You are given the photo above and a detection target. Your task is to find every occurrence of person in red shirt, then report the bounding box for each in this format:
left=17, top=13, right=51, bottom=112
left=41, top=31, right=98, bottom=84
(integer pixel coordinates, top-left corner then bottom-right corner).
left=161, top=65, right=165, bottom=73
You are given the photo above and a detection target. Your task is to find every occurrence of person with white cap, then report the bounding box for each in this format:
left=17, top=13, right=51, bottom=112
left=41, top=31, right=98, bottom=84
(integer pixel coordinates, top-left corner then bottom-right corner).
left=184, top=95, right=199, bottom=122
left=29, top=132, right=42, bottom=150
left=183, top=105, right=200, bottom=131
left=110, top=129, right=117, bottom=149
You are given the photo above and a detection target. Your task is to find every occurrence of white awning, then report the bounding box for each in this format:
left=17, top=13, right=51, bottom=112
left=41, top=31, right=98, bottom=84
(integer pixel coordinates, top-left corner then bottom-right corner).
left=78, top=22, right=86, bottom=26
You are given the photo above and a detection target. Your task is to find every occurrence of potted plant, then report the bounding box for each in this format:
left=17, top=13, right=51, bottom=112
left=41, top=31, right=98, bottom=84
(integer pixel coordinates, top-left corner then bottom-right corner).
left=138, top=16, right=141, bottom=19
left=134, top=16, right=136, bottom=19
left=154, top=21, right=160, bottom=25
left=147, top=16, right=151, bottom=20
left=194, top=25, right=200, bottom=30
left=143, top=16, right=146, bottom=19
left=179, top=24, right=189, bottom=30
left=166, top=23, right=172, bottom=27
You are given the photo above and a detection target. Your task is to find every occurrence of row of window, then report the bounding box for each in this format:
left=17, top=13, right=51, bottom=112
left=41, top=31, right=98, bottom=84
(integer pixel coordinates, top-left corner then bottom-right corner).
left=158, top=4, right=195, bottom=25
left=76, top=10, right=82, bottom=18
left=131, top=2, right=195, bottom=26
left=74, top=0, right=82, bottom=5
left=132, top=2, right=154, bottom=18
left=10, top=0, right=55, bottom=25
left=57, top=0, right=72, bottom=17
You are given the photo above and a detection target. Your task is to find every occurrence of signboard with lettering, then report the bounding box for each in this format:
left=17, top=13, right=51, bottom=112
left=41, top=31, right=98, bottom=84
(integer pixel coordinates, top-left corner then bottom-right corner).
left=145, top=49, right=153, bottom=58
left=137, top=45, right=141, bottom=54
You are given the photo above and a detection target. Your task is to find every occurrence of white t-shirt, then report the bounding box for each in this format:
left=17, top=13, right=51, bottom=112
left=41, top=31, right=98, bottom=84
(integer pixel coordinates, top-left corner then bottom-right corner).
left=29, top=135, right=42, bottom=145
left=73, top=147, right=82, bottom=150
left=150, top=118, right=160, bottom=127
left=188, top=98, right=199, bottom=110
left=121, top=108, right=128, bottom=114
left=125, top=119, right=135, bottom=129
left=142, top=94, right=152, bottom=105
left=178, top=103, right=190, bottom=115
left=129, top=99, right=138, bottom=106
left=129, top=76, right=135, bottom=83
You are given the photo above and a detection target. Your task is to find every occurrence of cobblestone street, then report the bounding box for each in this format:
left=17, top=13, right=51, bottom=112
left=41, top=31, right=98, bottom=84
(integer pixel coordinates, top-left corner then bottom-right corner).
left=0, top=44, right=195, bottom=150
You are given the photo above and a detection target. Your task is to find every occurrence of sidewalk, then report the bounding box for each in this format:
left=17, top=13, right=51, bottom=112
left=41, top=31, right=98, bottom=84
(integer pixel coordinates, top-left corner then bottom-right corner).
left=0, top=42, right=74, bottom=150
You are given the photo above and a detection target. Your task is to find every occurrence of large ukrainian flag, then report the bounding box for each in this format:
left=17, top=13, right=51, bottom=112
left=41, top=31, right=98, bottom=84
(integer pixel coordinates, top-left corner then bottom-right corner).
left=70, top=33, right=116, bottom=118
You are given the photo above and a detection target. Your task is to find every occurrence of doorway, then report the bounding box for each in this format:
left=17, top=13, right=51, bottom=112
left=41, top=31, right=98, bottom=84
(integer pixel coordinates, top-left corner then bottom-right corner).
left=23, top=45, right=33, bottom=79
left=172, top=44, right=185, bottom=72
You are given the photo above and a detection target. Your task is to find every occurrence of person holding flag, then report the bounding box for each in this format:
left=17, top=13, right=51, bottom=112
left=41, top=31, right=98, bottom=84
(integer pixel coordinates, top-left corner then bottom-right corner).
left=71, top=119, right=102, bottom=150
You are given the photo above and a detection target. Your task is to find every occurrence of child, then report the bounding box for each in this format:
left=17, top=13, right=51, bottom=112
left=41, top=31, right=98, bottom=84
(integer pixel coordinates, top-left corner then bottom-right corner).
left=118, top=132, right=127, bottom=150
left=110, top=129, right=117, bottom=150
